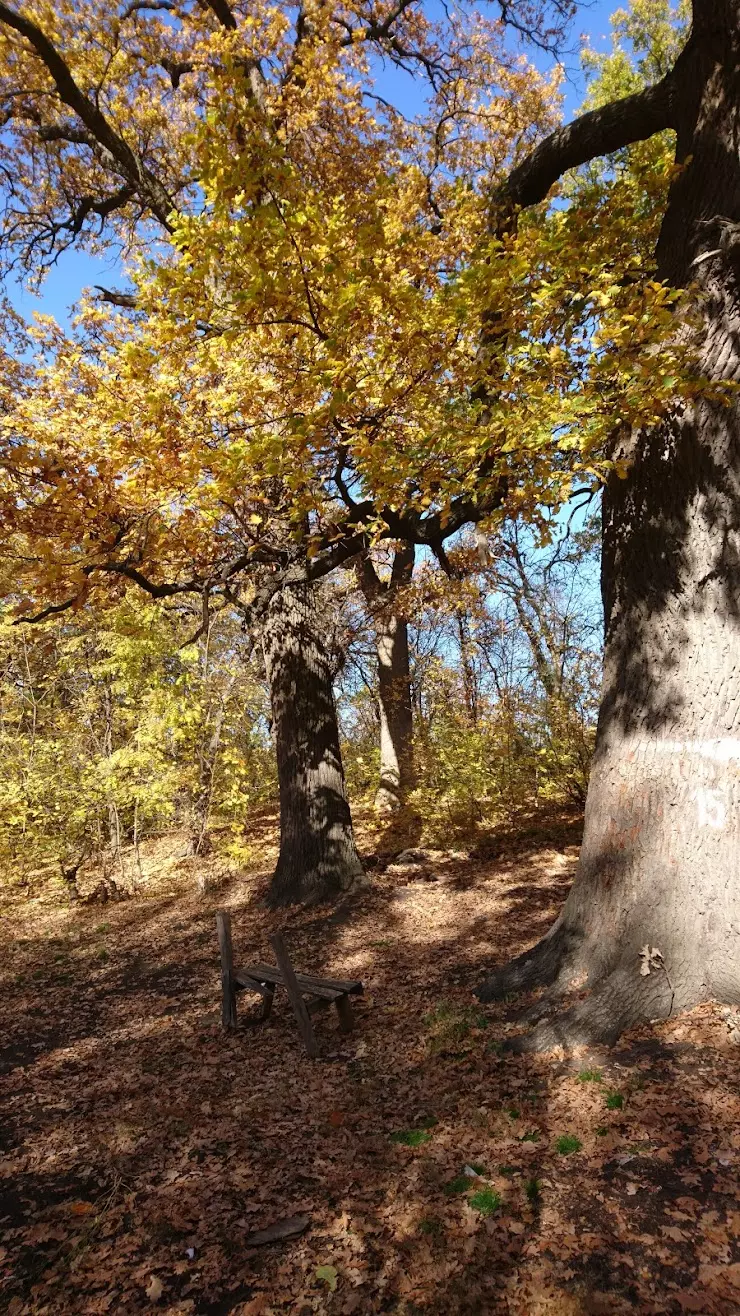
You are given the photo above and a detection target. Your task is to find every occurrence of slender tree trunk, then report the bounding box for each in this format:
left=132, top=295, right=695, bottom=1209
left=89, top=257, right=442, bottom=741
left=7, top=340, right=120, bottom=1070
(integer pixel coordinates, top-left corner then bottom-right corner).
left=191, top=672, right=235, bottom=857
left=479, top=14, right=740, bottom=1045
left=375, top=607, right=414, bottom=812
left=263, top=580, right=365, bottom=906
left=457, top=613, right=479, bottom=726
left=359, top=547, right=415, bottom=812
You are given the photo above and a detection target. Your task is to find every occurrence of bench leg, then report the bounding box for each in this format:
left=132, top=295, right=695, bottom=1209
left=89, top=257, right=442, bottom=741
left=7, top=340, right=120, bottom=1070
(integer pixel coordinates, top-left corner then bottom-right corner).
left=261, top=982, right=276, bottom=1021
left=217, top=910, right=238, bottom=1030
left=270, top=933, right=319, bottom=1058
left=335, top=993, right=355, bottom=1034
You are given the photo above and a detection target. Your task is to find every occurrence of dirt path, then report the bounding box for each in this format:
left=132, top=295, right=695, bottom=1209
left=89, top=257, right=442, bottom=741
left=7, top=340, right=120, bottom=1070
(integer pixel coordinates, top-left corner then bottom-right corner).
left=2, top=813, right=740, bottom=1315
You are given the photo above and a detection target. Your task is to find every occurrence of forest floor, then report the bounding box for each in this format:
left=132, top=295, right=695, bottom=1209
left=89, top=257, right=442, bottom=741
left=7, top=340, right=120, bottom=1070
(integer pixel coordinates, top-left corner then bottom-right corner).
left=2, top=810, right=740, bottom=1316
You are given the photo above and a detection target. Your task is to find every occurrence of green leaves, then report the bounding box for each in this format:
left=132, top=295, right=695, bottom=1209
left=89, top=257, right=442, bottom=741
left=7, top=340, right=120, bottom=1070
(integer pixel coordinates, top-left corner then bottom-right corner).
left=390, top=1129, right=432, bottom=1148
left=468, top=1188, right=501, bottom=1217
left=315, top=1265, right=338, bottom=1292
left=555, top=1134, right=583, bottom=1156
left=577, top=1069, right=603, bottom=1083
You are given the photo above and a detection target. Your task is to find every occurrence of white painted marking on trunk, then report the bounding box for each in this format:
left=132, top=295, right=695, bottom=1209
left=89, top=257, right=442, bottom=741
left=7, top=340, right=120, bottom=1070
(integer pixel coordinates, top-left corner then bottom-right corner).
left=654, top=738, right=740, bottom=763
left=696, top=786, right=727, bottom=829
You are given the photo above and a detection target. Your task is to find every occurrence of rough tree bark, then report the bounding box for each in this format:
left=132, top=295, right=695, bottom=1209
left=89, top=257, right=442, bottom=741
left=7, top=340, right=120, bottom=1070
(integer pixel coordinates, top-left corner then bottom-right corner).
left=479, top=2, right=740, bottom=1046
left=262, top=579, right=365, bottom=906
left=358, top=546, right=415, bottom=812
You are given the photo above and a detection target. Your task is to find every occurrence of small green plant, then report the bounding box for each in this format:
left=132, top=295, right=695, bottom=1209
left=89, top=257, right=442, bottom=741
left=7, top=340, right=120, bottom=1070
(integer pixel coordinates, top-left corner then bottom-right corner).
left=390, top=1129, right=431, bottom=1148
left=419, top=1217, right=442, bottom=1236
left=467, top=1162, right=487, bottom=1177
left=443, top=1175, right=470, bottom=1196
left=96, top=923, right=110, bottom=934
left=577, top=1068, right=602, bottom=1083
left=469, top=1187, right=501, bottom=1217
left=507, top=1106, right=521, bottom=1120
left=497, top=1164, right=516, bottom=1178
left=424, top=1001, right=489, bottom=1052
left=486, top=1038, right=504, bottom=1054
left=595, top=1126, right=608, bottom=1137
left=520, top=1130, right=540, bottom=1143
left=96, top=947, right=109, bottom=962
left=524, top=1177, right=541, bottom=1203
left=605, top=1090, right=624, bottom=1110
left=555, top=1134, right=582, bottom=1156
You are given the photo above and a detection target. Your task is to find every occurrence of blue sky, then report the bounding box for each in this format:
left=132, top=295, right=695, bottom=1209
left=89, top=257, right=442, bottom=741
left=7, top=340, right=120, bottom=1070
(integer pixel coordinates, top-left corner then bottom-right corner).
left=8, top=0, right=623, bottom=328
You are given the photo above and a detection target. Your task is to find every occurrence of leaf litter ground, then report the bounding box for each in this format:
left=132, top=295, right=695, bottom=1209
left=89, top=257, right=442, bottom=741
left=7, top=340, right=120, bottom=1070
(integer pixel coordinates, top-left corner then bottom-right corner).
left=2, top=809, right=740, bottom=1315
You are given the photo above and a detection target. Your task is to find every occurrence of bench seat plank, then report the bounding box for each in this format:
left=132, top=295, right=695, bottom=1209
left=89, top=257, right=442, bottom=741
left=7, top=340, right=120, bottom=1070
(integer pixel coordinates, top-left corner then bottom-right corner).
left=235, top=969, right=341, bottom=1001
left=234, top=964, right=363, bottom=999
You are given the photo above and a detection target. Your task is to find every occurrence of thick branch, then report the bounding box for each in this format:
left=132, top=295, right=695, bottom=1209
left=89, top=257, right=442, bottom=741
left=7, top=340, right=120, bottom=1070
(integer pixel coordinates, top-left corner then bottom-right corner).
left=120, top=0, right=177, bottom=17
left=500, top=74, right=677, bottom=215
left=69, top=184, right=136, bottom=234
left=94, top=285, right=138, bottom=307
left=200, top=0, right=237, bottom=30
left=160, top=58, right=196, bottom=89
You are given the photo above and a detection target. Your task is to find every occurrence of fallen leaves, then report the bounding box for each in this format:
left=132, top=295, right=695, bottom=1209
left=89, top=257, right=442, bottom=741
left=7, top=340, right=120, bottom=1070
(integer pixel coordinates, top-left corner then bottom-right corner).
left=145, top=1275, right=164, bottom=1302
left=2, top=814, right=740, bottom=1314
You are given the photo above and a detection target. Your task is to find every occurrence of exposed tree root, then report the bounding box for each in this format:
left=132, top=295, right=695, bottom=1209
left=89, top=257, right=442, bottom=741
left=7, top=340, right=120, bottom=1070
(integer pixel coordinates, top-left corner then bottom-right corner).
left=267, top=866, right=367, bottom=909
left=476, top=916, right=577, bottom=1002
left=502, top=965, right=676, bottom=1053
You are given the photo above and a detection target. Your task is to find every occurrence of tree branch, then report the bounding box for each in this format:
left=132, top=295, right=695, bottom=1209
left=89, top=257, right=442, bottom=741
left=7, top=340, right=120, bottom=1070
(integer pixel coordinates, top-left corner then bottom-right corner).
left=0, top=1, right=178, bottom=230
left=499, top=73, right=677, bottom=215
left=94, top=286, right=138, bottom=307
left=200, top=0, right=237, bottom=30
left=120, top=0, right=177, bottom=18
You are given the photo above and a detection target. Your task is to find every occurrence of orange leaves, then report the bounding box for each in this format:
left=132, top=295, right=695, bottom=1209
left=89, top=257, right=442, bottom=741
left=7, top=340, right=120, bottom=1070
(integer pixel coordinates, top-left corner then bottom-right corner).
left=0, top=4, right=562, bottom=615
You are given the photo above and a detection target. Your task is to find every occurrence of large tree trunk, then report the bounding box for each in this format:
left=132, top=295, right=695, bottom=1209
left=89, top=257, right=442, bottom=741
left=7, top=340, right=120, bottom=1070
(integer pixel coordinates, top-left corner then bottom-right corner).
left=262, top=580, right=365, bottom=907
left=479, top=11, right=740, bottom=1046
left=359, top=547, right=415, bottom=813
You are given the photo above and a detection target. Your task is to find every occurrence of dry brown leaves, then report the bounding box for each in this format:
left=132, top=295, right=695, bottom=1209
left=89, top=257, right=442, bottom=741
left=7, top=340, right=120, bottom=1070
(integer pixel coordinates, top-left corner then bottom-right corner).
left=1, top=810, right=740, bottom=1315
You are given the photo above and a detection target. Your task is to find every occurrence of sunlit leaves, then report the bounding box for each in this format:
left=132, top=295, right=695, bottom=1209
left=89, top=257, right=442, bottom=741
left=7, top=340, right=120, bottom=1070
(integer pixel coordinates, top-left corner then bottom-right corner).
left=0, top=0, right=698, bottom=617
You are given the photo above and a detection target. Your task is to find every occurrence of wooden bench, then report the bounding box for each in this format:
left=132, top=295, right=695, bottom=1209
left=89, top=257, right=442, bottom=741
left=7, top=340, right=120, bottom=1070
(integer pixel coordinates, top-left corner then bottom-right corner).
left=216, top=911, right=363, bottom=1057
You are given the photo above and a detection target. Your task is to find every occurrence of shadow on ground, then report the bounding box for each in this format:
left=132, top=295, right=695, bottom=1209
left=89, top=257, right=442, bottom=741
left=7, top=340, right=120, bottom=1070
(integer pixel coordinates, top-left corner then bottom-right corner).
left=2, top=810, right=740, bottom=1315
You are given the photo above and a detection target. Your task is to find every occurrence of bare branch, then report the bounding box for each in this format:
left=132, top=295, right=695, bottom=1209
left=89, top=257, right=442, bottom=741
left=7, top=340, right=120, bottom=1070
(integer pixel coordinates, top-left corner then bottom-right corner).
left=94, top=285, right=138, bottom=307
left=17, top=592, right=85, bottom=624
left=119, top=0, right=177, bottom=18
left=0, top=1, right=178, bottom=230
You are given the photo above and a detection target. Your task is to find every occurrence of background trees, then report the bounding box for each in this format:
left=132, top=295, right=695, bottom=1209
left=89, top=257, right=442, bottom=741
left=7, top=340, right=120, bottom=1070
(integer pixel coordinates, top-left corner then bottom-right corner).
left=0, top=516, right=601, bottom=891
left=0, top=598, right=274, bottom=887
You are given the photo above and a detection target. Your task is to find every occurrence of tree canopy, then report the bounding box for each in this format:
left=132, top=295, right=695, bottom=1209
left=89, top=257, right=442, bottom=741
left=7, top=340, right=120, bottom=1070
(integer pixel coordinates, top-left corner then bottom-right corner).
left=0, top=0, right=689, bottom=627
